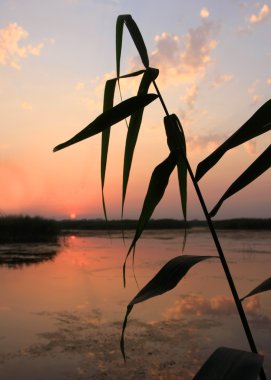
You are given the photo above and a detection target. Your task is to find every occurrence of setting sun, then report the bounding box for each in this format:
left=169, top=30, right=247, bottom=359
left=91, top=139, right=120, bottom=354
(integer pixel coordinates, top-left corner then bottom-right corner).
left=70, top=213, right=76, bottom=219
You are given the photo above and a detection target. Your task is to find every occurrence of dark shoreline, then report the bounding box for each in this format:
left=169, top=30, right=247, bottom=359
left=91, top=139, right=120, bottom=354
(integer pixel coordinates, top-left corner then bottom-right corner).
left=58, top=218, right=271, bottom=231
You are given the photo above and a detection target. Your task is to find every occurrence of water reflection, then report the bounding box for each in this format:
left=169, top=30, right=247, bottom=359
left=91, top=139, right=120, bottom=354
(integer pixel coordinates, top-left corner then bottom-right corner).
left=0, top=243, right=60, bottom=268
left=0, top=229, right=270, bottom=379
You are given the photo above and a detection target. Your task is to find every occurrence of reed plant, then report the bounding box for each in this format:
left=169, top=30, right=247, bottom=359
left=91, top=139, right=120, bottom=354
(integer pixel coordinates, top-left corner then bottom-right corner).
left=54, top=15, right=271, bottom=379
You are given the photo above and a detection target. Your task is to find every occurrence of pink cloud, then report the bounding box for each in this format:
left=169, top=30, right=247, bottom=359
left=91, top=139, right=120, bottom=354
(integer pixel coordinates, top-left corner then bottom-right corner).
left=249, top=4, right=270, bottom=24
left=0, top=23, right=44, bottom=69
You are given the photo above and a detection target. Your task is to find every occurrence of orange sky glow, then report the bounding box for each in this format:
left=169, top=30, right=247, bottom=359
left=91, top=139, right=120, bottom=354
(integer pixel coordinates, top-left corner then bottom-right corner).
left=0, top=1, right=270, bottom=220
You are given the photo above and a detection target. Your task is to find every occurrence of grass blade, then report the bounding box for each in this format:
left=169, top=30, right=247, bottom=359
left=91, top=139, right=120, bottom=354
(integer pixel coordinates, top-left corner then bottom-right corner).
left=116, top=15, right=128, bottom=77
left=53, top=94, right=158, bottom=152
left=241, top=277, right=271, bottom=301
left=120, top=255, right=215, bottom=360
left=193, top=346, right=263, bottom=380
left=196, top=99, right=271, bottom=181
left=124, top=15, right=149, bottom=69
left=164, top=114, right=187, bottom=221
left=210, top=145, right=271, bottom=217
left=123, top=151, right=178, bottom=286
left=101, top=79, right=117, bottom=220
left=122, top=68, right=159, bottom=215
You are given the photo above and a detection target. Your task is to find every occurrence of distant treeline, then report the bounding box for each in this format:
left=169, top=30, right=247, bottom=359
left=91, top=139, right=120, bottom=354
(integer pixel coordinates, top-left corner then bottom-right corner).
left=0, top=215, right=60, bottom=243
left=0, top=216, right=270, bottom=244
left=58, top=218, right=271, bottom=231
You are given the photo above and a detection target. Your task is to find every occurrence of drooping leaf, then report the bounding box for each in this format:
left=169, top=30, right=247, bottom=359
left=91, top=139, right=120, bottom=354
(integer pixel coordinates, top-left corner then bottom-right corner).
left=116, top=15, right=127, bottom=77
left=122, top=67, right=159, bottom=216
left=101, top=70, right=148, bottom=220
left=53, top=94, right=158, bottom=152
left=116, top=15, right=149, bottom=77
left=196, top=99, right=271, bottom=181
left=101, top=79, right=117, bottom=220
left=164, top=114, right=187, bottom=221
left=123, top=15, right=149, bottom=69
left=123, top=151, right=178, bottom=287
left=120, top=255, right=215, bottom=360
left=241, top=277, right=271, bottom=301
left=209, top=145, right=271, bottom=217
left=192, top=346, right=263, bottom=380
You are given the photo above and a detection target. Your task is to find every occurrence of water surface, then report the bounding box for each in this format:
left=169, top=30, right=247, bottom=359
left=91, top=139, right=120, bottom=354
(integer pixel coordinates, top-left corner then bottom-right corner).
left=0, top=229, right=270, bottom=379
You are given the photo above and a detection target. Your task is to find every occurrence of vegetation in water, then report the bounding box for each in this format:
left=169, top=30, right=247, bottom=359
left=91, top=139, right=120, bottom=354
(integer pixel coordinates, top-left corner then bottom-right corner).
left=53, top=15, right=270, bottom=380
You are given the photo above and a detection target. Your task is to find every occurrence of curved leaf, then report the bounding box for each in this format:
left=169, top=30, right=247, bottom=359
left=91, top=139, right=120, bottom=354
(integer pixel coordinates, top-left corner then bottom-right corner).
left=116, top=15, right=127, bottom=77
left=101, top=79, right=117, bottom=220
left=124, top=15, right=149, bottom=69
left=210, top=145, right=271, bottom=217
left=164, top=114, right=187, bottom=221
left=122, top=67, right=159, bottom=216
left=101, top=70, right=147, bottom=220
left=53, top=94, right=158, bottom=152
left=196, top=99, right=271, bottom=181
left=120, top=255, right=215, bottom=360
left=193, top=346, right=263, bottom=380
left=123, top=151, right=178, bottom=287
left=241, top=277, right=271, bottom=301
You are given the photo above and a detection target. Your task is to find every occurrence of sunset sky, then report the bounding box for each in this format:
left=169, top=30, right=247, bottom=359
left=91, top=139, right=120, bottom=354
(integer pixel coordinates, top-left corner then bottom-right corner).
left=0, top=0, right=270, bottom=220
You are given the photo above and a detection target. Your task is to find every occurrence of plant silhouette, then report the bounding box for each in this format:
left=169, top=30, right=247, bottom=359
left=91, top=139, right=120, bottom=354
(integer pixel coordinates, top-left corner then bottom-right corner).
left=54, top=15, right=271, bottom=380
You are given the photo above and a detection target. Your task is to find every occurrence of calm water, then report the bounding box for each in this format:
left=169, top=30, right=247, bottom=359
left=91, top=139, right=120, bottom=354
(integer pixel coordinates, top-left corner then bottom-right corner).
left=0, top=229, right=270, bottom=380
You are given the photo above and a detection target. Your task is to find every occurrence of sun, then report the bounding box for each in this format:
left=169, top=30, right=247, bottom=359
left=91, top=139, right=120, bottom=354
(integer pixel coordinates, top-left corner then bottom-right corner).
left=69, top=213, right=76, bottom=219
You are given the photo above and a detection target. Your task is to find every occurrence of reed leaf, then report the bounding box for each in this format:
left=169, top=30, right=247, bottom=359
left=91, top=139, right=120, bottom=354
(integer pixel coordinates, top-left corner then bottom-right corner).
left=209, top=145, right=271, bottom=217
left=101, top=70, right=150, bottom=220
left=193, top=346, right=263, bottom=380
left=241, top=277, right=271, bottom=301
left=53, top=94, right=158, bottom=152
left=120, top=255, right=215, bottom=360
left=101, top=79, right=117, bottom=220
left=196, top=99, right=271, bottom=181
left=122, top=67, right=159, bottom=216
left=123, top=151, right=178, bottom=287
left=164, top=114, right=187, bottom=221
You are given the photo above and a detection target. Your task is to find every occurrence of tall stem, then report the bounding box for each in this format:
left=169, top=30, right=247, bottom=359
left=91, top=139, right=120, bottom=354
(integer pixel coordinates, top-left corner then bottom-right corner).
left=152, top=78, right=267, bottom=380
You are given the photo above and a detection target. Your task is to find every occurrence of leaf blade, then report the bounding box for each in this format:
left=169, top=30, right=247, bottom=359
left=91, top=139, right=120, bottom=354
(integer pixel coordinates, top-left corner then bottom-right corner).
left=123, top=151, right=178, bottom=286
left=122, top=68, right=159, bottom=215
left=101, top=79, right=117, bottom=220
left=193, top=346, right=263, bottom=380
left=241, top=277, right=271, bottom=301
left=121, top=255, right=215, bottom=360
left=196, top=99, right=271, bottom=181
left=53, top=94, right=158, bottom=152
left=124, top=15, right=149, bottom=69
left=210, top=145, right=271, bottom=217
left=164, top=114, right=187, bottom=221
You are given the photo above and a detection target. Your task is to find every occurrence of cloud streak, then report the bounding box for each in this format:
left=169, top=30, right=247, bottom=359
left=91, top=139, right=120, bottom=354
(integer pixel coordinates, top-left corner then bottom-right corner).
left=249, top=4, right=270, bottom=24
left=0, top=23, right=44, bottom=69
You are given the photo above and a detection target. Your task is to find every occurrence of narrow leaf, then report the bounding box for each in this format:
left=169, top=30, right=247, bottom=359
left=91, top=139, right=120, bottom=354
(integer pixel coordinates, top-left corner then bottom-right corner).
left=196, top=99, right=271, bottom=181
left=164, top=114, right=187, bottom=221
left=241, top=277, right=271, bottom=301
left=101, top=79, right=117, bottom=220
left=124, top=15, right=149, bottom=69
left=122, top=67, right=159, bottom=215
left=123, top=151, right=178, bottom=287
left=116, top=15, right=128, bottom=77
left=53, top=94, right=158, bottom=152
left=210, top=145, right=271, bottom=217
left=121, top=255, right=215, bottom=360
left=193, top=346, right=263, bottom=380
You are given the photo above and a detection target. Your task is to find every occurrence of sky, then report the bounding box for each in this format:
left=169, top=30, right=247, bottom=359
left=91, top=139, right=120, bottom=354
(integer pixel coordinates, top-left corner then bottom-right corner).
left=0, top=0, right=270, bottom=220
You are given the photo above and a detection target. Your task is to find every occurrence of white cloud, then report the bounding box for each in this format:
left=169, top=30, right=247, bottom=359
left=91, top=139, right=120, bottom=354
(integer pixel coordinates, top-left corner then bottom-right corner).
left=129, top=20, right=218, bottom=88
left=211, top=74, right=234, bottom=88
left=185, top=132, right=226, bottom=153
left=200, top=7, right=210, bottom=19
left=0, top=23, right=44, bottom=70
left=249, top=3, right=270, bottom=24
